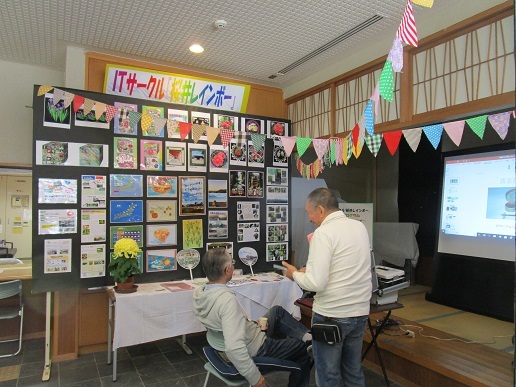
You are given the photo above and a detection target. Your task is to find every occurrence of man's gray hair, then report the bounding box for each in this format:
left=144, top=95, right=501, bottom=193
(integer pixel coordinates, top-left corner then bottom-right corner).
left=202, top=248, right=230, bottom=281
left=307, top=188, right=339, bottom=211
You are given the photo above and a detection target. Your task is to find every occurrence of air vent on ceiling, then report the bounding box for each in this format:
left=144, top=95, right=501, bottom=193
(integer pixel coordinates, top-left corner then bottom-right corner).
left=274, top=14, right=383, bottom=76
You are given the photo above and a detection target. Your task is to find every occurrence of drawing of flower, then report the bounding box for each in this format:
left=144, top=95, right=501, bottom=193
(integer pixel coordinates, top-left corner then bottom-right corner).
left=210, top=150, right=227, bottom=168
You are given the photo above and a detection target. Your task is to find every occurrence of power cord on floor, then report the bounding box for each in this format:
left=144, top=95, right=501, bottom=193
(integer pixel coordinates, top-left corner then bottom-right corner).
left=398, top=324, right=513, bottom=345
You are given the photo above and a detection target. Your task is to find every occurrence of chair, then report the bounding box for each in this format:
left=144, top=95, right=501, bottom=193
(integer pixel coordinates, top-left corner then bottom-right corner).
left=0, top=247, right=9, bottom=258
left=0, top=280, right=24, bottom=358
left=202, top=345, right=301, bottom=387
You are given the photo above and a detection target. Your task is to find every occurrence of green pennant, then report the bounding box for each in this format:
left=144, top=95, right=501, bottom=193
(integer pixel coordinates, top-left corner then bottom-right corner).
left=465, top=115, right=488, bottom=139
left=296, top=137, right=312, bottom=157
left=330, top=140, right=336, bottom=164
left=379, top=60, right=394, bottom=102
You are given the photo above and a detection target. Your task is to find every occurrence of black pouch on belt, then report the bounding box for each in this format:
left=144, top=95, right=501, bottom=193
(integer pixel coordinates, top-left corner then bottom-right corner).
left=311, top=322, right=341, bottom=345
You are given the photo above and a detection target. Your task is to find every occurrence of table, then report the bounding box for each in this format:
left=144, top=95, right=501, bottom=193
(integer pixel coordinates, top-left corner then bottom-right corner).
left=106, top=274, right=303, bottom=381
left=294, top=298, right=404, bottom=387
left=0, top=263, right=31, bottom=280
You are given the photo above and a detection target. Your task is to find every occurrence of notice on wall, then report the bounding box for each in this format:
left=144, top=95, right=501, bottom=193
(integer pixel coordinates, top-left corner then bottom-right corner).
left=81, top=210, right=106, bottom=243
left=339, top=203, right=374, bottom=249
left=38, top=209, right=77, bottom=235
left=44, top=239, right=72, bottom=273
left=80, top=244, right=106, bottom=278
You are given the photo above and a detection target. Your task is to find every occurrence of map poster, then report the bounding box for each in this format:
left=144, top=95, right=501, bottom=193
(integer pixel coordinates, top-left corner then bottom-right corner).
left=110, top=200, right=143, bottom=223
left=80, top=244, right=106, bottom=278
left=110, top=174, right=144, bottom=197
left=81, top=175, right=107, bottom=208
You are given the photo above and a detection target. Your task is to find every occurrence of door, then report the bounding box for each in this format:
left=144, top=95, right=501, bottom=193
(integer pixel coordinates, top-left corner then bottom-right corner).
left=5, top=175, right=32, bottom=258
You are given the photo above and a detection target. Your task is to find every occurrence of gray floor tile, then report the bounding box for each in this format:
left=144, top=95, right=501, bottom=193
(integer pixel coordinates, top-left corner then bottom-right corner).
left=163, top=350, right=202, bottom=365
left=17, top=373, right=59, bottom=387
left=182, top=372, right=228, bottom=387
left=59, top=363, right=99, bottom=385
left=97, top=358, right=135, bottom=378
left=100, top=370, right=144, bottom=386
left=145, top=378, right=186, bottom=387
left=173, top=358, right=206, bottom=378
left=137, top=363, right=181, bottom=384
left=58, top=353, right=96, bottom=371
left=21, top=350, right=45, bottom=365
left=0, top=380, right=17, bottom=387
left=19, top=361, right=45, bottom=378
left=131, top=352, right=170, bottom=370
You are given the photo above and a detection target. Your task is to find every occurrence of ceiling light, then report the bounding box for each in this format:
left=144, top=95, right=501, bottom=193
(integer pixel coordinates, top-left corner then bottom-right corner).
left=189, top=44, right=204, bottom=54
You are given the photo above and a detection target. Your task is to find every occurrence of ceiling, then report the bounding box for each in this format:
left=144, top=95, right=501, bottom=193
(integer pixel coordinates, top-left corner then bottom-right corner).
left=0, top=0, right=461, bottom=88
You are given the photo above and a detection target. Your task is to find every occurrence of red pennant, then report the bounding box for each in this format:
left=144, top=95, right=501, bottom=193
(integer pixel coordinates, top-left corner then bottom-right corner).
left=383, top=131, right=403, bottom=155
left=397, top=0, right=418, bottom=47
left=351, top=123, right=360, bottom=149
left=179, top=122, right=192, bottom=140
left=73, top=95, right=85, bottom=113
left=105, top=105, right=117, bottom=123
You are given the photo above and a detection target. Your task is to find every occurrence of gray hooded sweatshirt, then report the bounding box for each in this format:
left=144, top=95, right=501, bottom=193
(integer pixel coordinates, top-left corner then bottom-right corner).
left=192, top=285, right=265, bottom=385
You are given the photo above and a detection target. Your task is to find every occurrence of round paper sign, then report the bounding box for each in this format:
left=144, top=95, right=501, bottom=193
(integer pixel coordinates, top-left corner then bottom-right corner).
left=238, top=247, right=258, bottom=267
left=176, top=249, right=200, bottom=270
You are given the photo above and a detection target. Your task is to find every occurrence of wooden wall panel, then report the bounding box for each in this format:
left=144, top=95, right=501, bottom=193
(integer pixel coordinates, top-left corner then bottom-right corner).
left=85, top=53, right=285, bottom=118
left=79, top=290, right=109, bottom=348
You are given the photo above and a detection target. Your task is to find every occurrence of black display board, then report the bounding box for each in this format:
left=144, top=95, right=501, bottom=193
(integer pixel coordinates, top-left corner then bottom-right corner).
left=32, top=85, right=291, bottom=293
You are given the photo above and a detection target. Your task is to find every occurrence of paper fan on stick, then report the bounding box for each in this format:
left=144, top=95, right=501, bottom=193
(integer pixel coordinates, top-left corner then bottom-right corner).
left=177, top=249, right=201, bottom=280
left=238, top=247, right=258, bottom=276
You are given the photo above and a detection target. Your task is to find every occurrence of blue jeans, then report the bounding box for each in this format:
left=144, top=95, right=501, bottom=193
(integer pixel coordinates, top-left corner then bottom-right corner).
left=312, top=312, right=368, bottom=387
left=255, top=306, right=310, bottom=387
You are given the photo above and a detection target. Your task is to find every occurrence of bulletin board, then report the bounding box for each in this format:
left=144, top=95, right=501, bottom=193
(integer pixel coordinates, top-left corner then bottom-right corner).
left=31, top=85, right=291, bottom=292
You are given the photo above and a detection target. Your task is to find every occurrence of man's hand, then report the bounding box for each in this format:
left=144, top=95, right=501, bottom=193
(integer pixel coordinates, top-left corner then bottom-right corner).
left=253, top=375, right=266, bottom=387
left=282, top=261, right=297, bottom=280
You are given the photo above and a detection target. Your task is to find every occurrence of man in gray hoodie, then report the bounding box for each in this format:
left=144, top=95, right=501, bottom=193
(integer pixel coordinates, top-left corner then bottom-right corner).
left=193, top=248, right=311, bottom=387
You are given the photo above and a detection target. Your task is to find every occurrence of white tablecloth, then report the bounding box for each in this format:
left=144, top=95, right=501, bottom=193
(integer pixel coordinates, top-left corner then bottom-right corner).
left=112, top=275, right=303, bottom=349
left=373, top=222, right=419, bottom=267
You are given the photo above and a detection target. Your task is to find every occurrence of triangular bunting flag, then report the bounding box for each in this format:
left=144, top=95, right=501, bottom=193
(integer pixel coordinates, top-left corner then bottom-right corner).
left=413, top=0, right=433, bottom=7
left=312, top=139, right=329, bottom=160
left=443, top=120, right=465, bottom=146
left=167, top=119, right=180, bottom=137
left=83, top=99, right=95, bottom=115
left=383, top=130, right=403, bottom=155
left=397, top=0, right=418, bottom=47
left=333, top=138, right=343, bottom=165
left=191, top=124, right=205, bottom=143
left=52, top=88, right=65, bottom=107
left=154, top=117, right=167, bottom=135
left=512, top=111, right=515, bottom=118
left=105, top=105, right=117, bottom=123
left=296, top=137, right=312, bottom=158
left=353, top=140, right=363, bottom=159
left=364, top=100, right=375, bottom=135
left=313, top=159, right=321, bottom=178
left=488, top=112, right=510, bottom=140
left=358, top=115, right=366, bottom=148
left=95, top=102, right=106, bottom=120
left=206, top=126, right=220, bottom=146
left=387, top=37, right=404, bottom=72
left=141, top=113, right=153, bottom=134
left=403, top=128, right=422, bottom=152
left=379, top=60, right=395, bottom=102
left=370, top=83, right=380, bottom=117
left=128, top=111, right=142, bottom=130
left=250, top=133, right=266, bottom=151
left=179, top=121, right=192, bottom=141
left=365, top=133, right=383, bottom=157
left=73, top=95, right=85, bottom=113
left=330, top=140, right=336, bottom=164
left=234, top=131, right=247, bottom=148
left=351, top=123, right=360, bottom=149
left=280, top=136, right=297, bottom=157
left=37, top=85, right=53, bottom=96
left=422, top=124, right=443, bottom=149
left=219, top=129, right=234, bottom=148
left=62, top=91, right=75, bottom=109
left=466, top=115, right=488, bottom=139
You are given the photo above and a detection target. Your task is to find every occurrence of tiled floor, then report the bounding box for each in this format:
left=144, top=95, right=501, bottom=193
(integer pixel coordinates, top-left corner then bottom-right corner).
left=0, top=334, right=395, bottom=387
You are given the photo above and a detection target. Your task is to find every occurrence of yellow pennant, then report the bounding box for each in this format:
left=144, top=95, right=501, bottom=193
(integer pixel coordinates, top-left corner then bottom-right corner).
left=412, top=0, right=433, bottom=7
left=206, top=126, right=220, bottom=146
left=95, top=102, right=106, bottom=120
left=141, top=113, right=153, bottom=134
left=37, top=85, right=53, bottom=96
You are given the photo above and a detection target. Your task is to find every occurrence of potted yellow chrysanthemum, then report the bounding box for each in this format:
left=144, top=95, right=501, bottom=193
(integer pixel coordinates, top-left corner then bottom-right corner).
left=109, top=238, right=142, bottom=292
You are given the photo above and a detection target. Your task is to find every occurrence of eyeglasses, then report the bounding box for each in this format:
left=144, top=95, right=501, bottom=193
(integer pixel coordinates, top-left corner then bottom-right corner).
left=227, top=259, right=236, bottom=268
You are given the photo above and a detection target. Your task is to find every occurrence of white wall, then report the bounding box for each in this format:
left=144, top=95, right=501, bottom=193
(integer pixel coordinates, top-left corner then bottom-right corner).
left=0, top=60, right=64, bottom=165
left=283, top=0, right=507, bottom=98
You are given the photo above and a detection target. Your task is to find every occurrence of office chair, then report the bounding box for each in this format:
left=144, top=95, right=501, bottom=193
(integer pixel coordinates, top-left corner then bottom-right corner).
left=0, top=280, right=24, bottom=358
left=0, top=247, right=9, bottom=258
left=202, top=345, right=301, bottom=387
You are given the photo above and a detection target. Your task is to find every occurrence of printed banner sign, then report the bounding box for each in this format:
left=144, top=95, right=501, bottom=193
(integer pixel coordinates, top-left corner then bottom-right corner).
left=104, top=64, right=251, bottom=113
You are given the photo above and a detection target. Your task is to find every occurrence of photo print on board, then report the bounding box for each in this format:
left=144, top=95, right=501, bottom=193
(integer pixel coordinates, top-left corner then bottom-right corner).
left=208, top=179, right=228, bottom=208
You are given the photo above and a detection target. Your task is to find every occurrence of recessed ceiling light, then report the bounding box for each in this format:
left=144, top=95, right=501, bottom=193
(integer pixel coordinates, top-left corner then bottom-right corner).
left=189, top=44, right=204, bottom=54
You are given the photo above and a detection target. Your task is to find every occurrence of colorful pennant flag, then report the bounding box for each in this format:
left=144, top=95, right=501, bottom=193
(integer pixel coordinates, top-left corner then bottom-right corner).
left=167, top=119, right=180, bottom=137
left=127, top=111, right=142, bottom=130
left=179, top=121, right=192, bottom=141
left=365, top=133, right=383, bottom=156
left=206, top=126, right=220, bottom=146
left=105, top=105, right=117, bottom=123
left=250, top=133, right=266, bottom=151
left=388, top=37, right=404, bottom=72
left=62, top=91, right=75, bottom=109
left=379, top=60, right=395, bottom=102
left=83, top=99, right=95, bottom=115
left=370, top=83, right=380, bottom=117
left=397, top=0, right=418, bottom=47
left=488, top=112, right=510, bottom=140
left=422, top=124, right=443, bottom=149
left=141, top=113, right=153, bottom=134
left=191, top=124, right=205, bottom=143
left=413, top=0, right=433, bottom=7
left=358, top=115, right=366, bottom=149
left=52, top=88, right=65, bottom=107
left=154, top=117, right=167, bottom=136
left=37, top=85, right=53, bottom=96
left=280, top=136, right=297, bottom=157
left=383, top=130, right=403, bottom=155
left=219, top=129, right=234, bottom=148
left=351, top=123, right=360, bottom=150
left=296, top=137, right=312, bottom=158
left=95, top=102, right=106, bottom=120
left=73, top=95, right=85, bottom=113
left=313, top=139, right=329, bottom=160
left=402, top=128, right=422, bottom=152
left=466, top=115, right=488, bottom=139
left=234, top=131, right=247, bottom=148
left=364, top=100, right=375, bottom=135
left=345, top=135, right=353, bottom=165
left=443, top=120, right=465, bottom=147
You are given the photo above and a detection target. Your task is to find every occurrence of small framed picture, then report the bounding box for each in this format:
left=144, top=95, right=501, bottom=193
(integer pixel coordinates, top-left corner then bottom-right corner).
left=147, top=224, right=177, bottom=247
left=179, top=176, right=206, bottom=216
left=146, top=200, right=177, bottom=222
left=146, top=249, right=177, bottom=272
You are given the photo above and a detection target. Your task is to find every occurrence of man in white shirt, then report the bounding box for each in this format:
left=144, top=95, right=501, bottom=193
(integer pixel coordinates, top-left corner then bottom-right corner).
left=283, top=188, right=371, bottom=387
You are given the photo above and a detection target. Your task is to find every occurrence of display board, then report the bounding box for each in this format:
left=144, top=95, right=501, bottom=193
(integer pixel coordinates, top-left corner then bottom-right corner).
left=32, top=85, right=291, bottom=292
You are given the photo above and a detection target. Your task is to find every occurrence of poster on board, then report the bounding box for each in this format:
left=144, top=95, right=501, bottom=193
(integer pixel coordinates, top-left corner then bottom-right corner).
left=339, top=203, right=373, bottom=249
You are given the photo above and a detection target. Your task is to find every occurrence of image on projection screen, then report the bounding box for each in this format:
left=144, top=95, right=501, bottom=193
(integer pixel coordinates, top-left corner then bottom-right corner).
left=437, top=148, right=515, bottom=262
